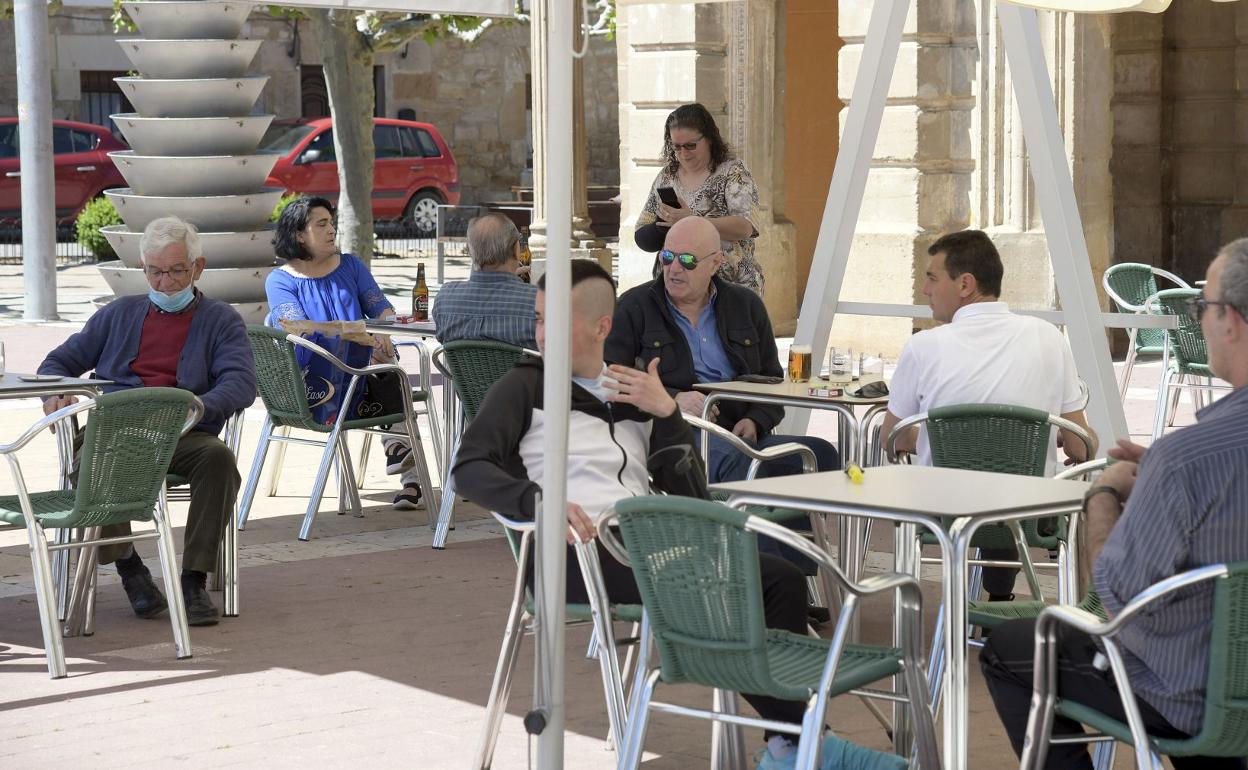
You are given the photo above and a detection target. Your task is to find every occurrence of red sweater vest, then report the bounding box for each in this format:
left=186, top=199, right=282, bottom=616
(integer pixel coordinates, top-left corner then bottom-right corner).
left=130, top=304, right=196, bottom=387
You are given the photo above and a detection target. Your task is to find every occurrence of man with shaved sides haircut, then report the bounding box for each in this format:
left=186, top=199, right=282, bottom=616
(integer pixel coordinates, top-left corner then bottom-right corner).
left=452, top=259, right=813, bottom=753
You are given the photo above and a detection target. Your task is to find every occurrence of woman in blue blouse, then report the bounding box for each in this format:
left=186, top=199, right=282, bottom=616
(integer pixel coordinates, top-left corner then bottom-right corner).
left=267, top=196, right=421, bottom=509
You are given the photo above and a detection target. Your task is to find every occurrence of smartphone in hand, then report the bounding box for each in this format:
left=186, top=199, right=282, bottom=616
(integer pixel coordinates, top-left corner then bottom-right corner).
left=657, top=186, right=682, bottom=209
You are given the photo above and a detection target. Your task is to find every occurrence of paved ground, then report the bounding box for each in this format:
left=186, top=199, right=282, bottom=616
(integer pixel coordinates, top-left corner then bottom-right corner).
left=0, top=262, right=1191, bottom=768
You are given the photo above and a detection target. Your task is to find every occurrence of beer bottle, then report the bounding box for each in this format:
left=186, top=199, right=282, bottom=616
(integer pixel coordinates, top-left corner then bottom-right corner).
left=412, top=262, right=430, bottom=321
left=518, top=230, right=532, bottom=283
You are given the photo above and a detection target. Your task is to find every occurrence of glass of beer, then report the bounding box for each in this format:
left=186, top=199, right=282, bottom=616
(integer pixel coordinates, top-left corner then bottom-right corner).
left=788, top=344, right=812, bottom=382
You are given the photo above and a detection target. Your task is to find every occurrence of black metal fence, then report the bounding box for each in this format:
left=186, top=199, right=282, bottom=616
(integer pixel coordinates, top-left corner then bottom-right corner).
left=0, top=219, right=97, bottom=266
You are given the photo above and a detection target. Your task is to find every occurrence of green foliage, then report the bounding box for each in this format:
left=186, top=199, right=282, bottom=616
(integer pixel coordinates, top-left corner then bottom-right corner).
left=76, top=196, right=122, bottom=261
left=110, top=0, right=135, bottom=33
left=270, top=192, right=300, bottom=223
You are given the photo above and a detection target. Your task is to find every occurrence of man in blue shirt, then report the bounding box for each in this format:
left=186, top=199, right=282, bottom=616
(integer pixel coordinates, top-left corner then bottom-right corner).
left=432, top=213, right=538, bottom=350
left=980, top=239, right=1248, bottom=769
left=606, top=216, right=838, bottom=483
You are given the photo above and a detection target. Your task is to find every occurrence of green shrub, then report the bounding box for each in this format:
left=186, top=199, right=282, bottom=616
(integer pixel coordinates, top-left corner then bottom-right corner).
left=270, top=192, right=300, bottom=223
left=75, top=195, right=122, bottom=261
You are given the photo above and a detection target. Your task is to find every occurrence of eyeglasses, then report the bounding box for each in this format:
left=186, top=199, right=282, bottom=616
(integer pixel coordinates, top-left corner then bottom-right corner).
left=1185, top=294, right=1237, bottom=322
left=144, top=266, right=192, bottom=280
left=852, top=381, right=890, bottom=399
left=659, top=249, right=718, bottom=271
left=671, top=137, right=703, bottom=153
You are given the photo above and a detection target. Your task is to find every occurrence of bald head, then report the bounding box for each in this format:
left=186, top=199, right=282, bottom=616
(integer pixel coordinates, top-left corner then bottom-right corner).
left=466, top=212, right=521, bottom=270
left=665, top=216, right=720, bottom=256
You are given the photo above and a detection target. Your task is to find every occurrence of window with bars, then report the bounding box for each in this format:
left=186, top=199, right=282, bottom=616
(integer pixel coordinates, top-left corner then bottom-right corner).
left=79, top=71, right=133, bottom=134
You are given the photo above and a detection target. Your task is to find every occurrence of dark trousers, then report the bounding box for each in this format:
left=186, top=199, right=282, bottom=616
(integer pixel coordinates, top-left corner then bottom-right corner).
left=979, top=617, right=1245, bottom=770
left=554, top=542, right=810, bottom=731
left=92, top=430, right=241, bottom=574
left=980, top=546, right=1020, bottom=598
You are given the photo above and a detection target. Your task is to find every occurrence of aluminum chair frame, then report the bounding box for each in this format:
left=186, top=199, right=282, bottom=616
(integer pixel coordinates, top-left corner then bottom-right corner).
left=430, top=343, right=541, bottom=550
left=1146, top=289, right=1234, bottom=441
left=237, top=332, right=439, bottom=541
left=595, top=506, right=943, bottom=770
left=0, top=394, right=203, bottom=678
left=352, top=338, right=444, bottom=492
left=1020, top=563, right=1234, bottom=770
left=472, top=512, right=634, bottom=769
left=1102, top=263, right=1191, bottom=402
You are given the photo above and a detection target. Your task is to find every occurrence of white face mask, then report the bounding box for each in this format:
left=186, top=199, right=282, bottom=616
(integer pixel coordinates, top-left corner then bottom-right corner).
left=148, top=282, right=195, bottom=312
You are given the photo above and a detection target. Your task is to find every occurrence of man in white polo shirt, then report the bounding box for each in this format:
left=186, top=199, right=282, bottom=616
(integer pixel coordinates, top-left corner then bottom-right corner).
left=880, top=229, right=1096, bottom=600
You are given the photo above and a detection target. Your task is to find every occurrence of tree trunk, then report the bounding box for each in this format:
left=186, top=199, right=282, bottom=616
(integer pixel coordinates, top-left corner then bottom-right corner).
left=310, top=9, right=376, bottom=264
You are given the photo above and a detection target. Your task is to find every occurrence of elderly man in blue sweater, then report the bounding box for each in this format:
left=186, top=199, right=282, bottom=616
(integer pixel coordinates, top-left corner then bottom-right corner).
left=39, top=216, right=256, bottom=626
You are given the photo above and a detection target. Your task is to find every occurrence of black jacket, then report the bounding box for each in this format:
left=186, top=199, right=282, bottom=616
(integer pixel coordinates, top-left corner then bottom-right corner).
left=605, top=276, right=784, bottom=436
left=452, top=357, right=708, bottom=520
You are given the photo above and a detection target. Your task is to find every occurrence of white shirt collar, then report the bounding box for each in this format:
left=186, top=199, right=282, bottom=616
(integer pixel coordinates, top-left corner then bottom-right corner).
left=951, top=301, right=1010, bottom=323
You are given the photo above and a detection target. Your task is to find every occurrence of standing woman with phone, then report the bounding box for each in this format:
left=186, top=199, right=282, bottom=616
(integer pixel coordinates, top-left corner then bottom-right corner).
left=633, top=103, right=764, bottom=295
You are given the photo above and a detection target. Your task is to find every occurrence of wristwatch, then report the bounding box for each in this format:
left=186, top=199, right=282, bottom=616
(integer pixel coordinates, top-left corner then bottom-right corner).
left=1082, top=484, right=1125, bottom=512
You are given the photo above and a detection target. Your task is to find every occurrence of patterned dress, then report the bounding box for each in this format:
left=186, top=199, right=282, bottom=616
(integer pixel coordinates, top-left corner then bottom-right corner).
left=637, top=157, right=763, bottom=295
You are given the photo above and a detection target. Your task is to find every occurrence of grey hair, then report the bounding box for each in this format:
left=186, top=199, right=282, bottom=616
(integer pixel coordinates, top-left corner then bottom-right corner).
left=466, top=213, right=520, bottom=269
left=139, top=216, right=202, bottom=264
left=1216, top=238, right=1248, bottom=318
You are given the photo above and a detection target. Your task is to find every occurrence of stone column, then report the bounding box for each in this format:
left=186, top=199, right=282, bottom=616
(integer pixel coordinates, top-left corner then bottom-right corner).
left=528, top=0, right=549, bottom=255
left=572, top=0, right=603, bottom=248
left=615, top=0, right=796, bottom=329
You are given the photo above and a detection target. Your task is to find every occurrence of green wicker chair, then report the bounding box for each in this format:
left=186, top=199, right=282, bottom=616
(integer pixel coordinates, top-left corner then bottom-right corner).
left=0, top=388, right=201, bottom=678
left=598, top=495, right=941, bottom=770
left=237, top=325, right=437, bottom=541
left=472, top=512, right=642, bottom=769
left=1021, top=561, right=1248, bottom=769
left=887, top=403, right=1094, bottom=710
left=1149, top=289, right=1232, bottom=441
left=1102, top=263, right=1190, bottom=401
left=430, top=340, right=536, bottom=549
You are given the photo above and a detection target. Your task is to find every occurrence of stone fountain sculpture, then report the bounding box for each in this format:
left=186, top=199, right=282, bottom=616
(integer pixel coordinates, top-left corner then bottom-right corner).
left=99, top=0, right=281, bottom=323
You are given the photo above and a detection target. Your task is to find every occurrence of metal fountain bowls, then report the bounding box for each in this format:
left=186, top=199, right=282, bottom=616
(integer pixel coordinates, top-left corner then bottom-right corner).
left=102, top=225, right=277, bottom=270
left=123, top=1, right=252, bottom=40
left=115, top=76, right=268, bottom=119
left=111, top=114, right=274, bottom=157
left=109, top=151, right=280, bottom=197
left=97, top=260, right=280, bottom=304
left=105, top=187, right=285, bottom=232
left=119, top=39, right=262, bottom=80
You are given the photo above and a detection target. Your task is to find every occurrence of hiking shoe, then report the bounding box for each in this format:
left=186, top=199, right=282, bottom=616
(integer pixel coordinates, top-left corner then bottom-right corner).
left=384, top=444, right=413, bottom=475
left=121, top=568, right=168, bottom=619
left=393, top=486, right=423, bottom=510
left=182, top=583, right=220, bottom=627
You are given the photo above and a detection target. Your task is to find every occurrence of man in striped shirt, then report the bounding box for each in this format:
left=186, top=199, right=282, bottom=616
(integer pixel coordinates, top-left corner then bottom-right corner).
left=432, top=213, right=538, bottom=350
left=980, top=240, right=1248, bottom=769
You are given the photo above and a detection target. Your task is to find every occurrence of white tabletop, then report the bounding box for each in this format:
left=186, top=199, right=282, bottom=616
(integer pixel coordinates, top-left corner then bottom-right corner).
left=712, top=464, right=1087, bottom=519
left=694, top=378, right=890, bottom=406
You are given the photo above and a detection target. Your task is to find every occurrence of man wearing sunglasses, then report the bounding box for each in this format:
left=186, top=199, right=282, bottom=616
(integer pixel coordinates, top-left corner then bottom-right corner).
left=981, top=241, right=1248, bottom=770
left=606, top=216, right=839, bottom=484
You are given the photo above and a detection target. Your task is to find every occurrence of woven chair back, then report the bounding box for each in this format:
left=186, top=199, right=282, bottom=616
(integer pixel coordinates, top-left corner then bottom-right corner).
left=71, top=388, right=194, bottom=528
left=1105, top=263, right=1168, bottom=349
left=1182, top=562, right=1248, bottom=755
left=614, top=496, right=778, bottom=695
left=1154, top=289, right=1210, bottom=372
left=925, top=403, right=1053, bottom=549
left=439, top=340, right=530, bottom=421
left=245, top=325, right=322, bottom=431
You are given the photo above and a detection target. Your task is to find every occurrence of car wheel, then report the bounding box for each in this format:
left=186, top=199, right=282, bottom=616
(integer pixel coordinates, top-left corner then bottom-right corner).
left=405, top=191, right=441, bottom=238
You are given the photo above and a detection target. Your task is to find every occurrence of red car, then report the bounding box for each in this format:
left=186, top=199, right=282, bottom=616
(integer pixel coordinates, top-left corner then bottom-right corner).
left=262, top=117, right=460, bottom=237
left=0, top=118, right=127, bottom=224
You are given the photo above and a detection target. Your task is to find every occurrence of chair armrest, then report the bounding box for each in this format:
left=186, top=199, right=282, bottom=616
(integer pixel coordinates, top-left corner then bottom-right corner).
left=491, top=511, right=536, bottom=533
left=684, top=414, right=817, bottom=477
left=1049, top=414, right=1095, bottom=462
left=886, top=412, right=927, bottom=463
left=1053, top=457, right=1110, bottom=480
left=286, top=334, right=412, bottom=381
left=1038, top=562, right=1229, bottom=640
left=0, top=398, right=98, bottom=455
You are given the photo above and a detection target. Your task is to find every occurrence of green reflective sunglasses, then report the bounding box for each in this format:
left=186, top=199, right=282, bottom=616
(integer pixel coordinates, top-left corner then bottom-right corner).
left=659, top=248, right=718, bottom=271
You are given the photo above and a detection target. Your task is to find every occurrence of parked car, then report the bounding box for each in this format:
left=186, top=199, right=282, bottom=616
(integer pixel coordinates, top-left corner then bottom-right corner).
left=262, top=117, right=460, bottom=238
left=0, top=118, right=127, bottom=225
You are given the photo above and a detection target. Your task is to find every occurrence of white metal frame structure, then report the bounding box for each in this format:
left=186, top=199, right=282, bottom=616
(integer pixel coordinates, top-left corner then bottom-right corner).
left=788, top=0, right=1192, bottom=767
